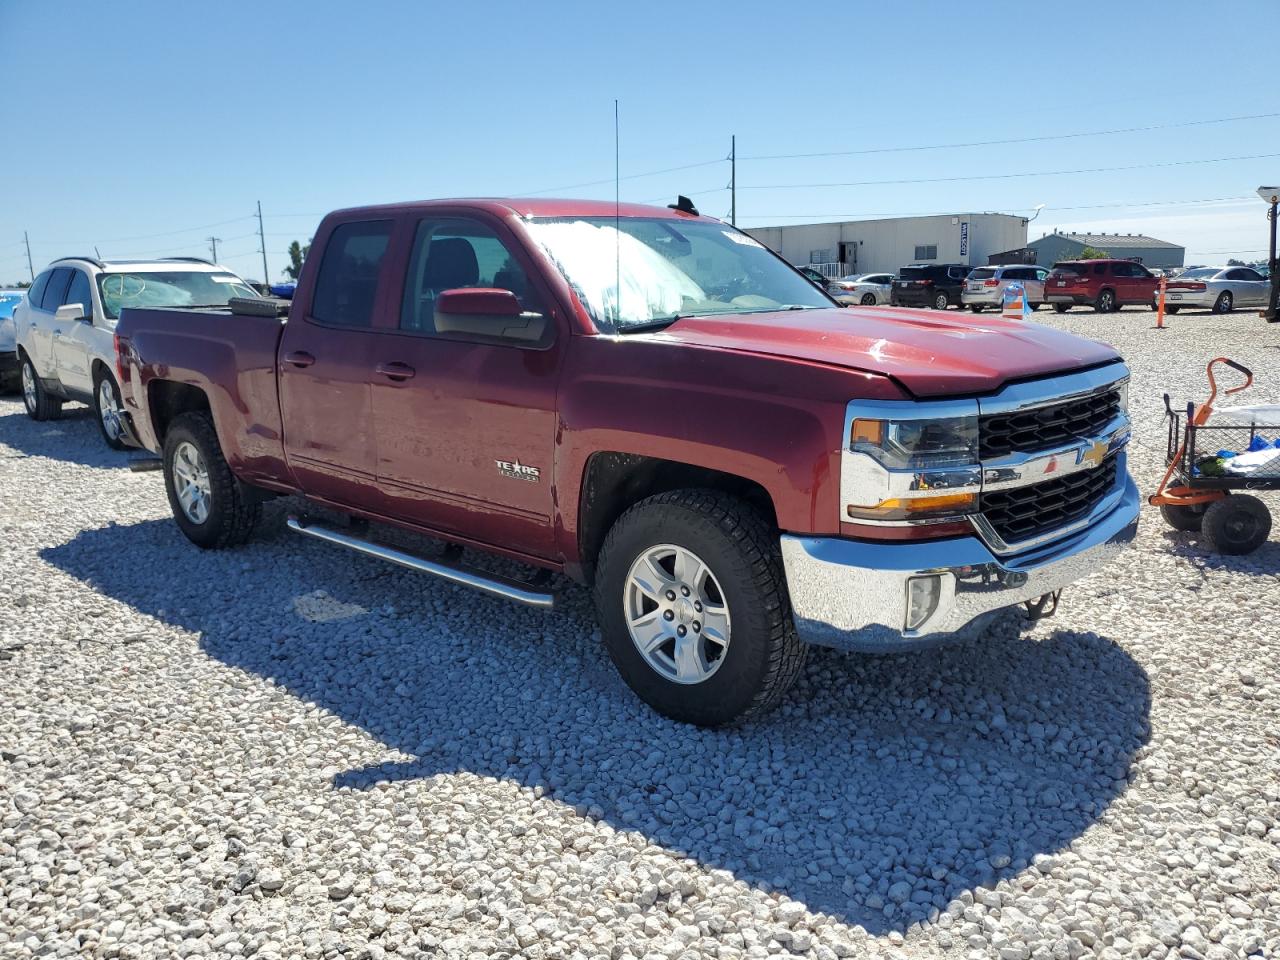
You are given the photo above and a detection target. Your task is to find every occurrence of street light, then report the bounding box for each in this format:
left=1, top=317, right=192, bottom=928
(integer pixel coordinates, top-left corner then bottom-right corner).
left=1259, top=186, right=1279, bottom=322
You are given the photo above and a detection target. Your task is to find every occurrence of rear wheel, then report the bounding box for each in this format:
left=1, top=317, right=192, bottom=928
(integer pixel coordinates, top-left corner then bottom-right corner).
left=1160, top=501, right=1209, bottom=532
left=932, top=291, right=950, bottom=311
left=1094, top=289, right=1116, bottom=313
left=93, top=369, right=129, bottom=450
left=860, top=293, right=876, bottom=305
left=1054, top=303, right=1071, bottom=314
left=20, top=354, right=62, bottom=421
left=594, top=489, right=805, bottom=727
left=969, top=305, right=984, bottom=313
left=163, top=412, right=262, bottom=549
left=1201, top=495, right=1271, bottom=555
left=1164, top=305, right=1181, bottom=314
left=1213, top=291, right=1233, bottom=314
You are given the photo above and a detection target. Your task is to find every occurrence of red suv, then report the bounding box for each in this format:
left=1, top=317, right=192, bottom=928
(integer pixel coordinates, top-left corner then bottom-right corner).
left=1045, top=259, right=1159, bottom=313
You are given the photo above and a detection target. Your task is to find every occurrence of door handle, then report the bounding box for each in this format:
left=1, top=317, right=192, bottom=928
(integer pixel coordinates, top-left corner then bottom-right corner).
left=283, top=351, right=315, bottom=368
left=375, top=361, right=415, bottom=381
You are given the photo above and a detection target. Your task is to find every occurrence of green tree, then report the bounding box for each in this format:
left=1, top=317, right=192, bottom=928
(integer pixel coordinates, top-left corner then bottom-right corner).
left=1076, top=246, right=1110, bottom=260
left=1227, top=258, right=1245, bottom=267
left=283, top=240, right=311, bottom=281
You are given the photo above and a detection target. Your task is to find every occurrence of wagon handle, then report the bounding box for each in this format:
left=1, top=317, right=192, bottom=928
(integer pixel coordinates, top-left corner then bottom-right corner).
left=1162, top=392, right=1173, bottom=417
left=1197, top=357, right=1253, bottom=426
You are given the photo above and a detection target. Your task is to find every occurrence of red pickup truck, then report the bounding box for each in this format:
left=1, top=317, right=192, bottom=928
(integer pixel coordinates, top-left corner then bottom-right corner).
left=113, top=198, right=1139, bottom=726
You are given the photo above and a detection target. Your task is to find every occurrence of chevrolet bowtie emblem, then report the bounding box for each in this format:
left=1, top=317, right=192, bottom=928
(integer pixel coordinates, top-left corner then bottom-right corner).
left=1077, top=439, right=1110, bottom=469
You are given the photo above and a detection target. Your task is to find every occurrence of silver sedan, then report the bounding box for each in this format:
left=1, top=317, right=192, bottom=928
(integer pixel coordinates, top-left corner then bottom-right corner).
left=828, top=272, right=895, bottom=306
left=1156, top=266, right=1271, bottom=314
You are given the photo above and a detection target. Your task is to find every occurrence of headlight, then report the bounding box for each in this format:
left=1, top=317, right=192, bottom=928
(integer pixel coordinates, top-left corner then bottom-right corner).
left=842, top=405, right=982, bottom=524
left=851, top=415, right=979, bottom=469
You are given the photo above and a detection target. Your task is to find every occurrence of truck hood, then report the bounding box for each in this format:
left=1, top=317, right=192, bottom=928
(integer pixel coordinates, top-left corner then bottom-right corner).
left=649, top=306, right=1120, bottom=397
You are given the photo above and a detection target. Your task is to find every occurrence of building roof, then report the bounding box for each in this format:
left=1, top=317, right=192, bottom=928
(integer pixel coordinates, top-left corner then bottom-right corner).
left=1031, top=232, right=1184, bottom=250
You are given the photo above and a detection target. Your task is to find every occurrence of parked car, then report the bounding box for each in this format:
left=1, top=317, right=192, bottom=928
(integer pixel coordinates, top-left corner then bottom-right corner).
left=1154, top=265, right=1270, bottom=314
left=829, top=272, right=895, bottom=306
left=961, top=265, right=1050, bottom=313
left=1045, top=259, right=1159, bottom=313
left=0, top=289, right=25, bottom=392
left=797, top=266, right=830, bottom=289
left=890, top=264, right=970, bottom=310
left=14, top=257, right=259, bottom=448
left=114, top=197, right=1139, bottom=727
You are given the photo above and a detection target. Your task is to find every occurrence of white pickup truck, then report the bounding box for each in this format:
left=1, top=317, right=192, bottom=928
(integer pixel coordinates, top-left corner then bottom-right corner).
left=13, top=256, right=258, bottom=447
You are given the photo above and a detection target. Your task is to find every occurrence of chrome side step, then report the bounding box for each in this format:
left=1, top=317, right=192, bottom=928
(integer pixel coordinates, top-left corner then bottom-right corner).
left=127, top=454, right=164, bottom=473
left=285, top=516, right=555, bottom=610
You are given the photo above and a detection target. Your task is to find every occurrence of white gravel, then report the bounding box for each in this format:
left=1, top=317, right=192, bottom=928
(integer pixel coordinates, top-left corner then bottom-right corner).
left=2, top=306, right=1279, bottom=960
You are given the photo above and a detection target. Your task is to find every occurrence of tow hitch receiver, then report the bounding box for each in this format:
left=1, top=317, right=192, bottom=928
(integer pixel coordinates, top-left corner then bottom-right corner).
left=1024, top=589, right=1062, bottom=621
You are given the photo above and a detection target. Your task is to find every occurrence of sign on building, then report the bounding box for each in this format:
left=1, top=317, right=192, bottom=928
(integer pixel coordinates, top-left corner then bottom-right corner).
left=959, top=221, right=969, bottom=258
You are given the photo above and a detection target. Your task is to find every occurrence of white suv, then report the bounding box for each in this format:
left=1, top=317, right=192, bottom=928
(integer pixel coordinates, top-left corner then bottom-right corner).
left=961, top=265, right=1050, bottom=313
left=15, top=257, right=258, bottom=448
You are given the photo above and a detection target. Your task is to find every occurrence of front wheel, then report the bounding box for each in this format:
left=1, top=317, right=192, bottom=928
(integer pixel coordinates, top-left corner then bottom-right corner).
left=1160, top=501, right=1208, bottom=532
left=1213, top=291, right=1233, bottom=314
left=1054, top=303, right=1071, bottom=314
left=932, top=292, right=950, bottom=311
left=1201, top=495, right=1271, bottom=555
left=20, top=354, right=62, bottom=421
left=969, top=305, right=984, bottom=314
left=860, top=293, right=876, bottom=306
left=93, top=369, right=129, bottom=450
left=593, top=490, right=805, bottom=726
left=163, top=412, right=261, bottom=549
left=1164, top=305, right=1181, bottom=314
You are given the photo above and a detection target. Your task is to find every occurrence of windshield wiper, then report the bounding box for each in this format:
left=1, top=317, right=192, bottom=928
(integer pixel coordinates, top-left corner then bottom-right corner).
left=616, top=316, right=683, bottom=334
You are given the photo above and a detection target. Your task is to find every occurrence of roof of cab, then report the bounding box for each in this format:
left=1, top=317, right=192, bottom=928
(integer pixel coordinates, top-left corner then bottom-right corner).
left=323, top=198, right=719, bottom=222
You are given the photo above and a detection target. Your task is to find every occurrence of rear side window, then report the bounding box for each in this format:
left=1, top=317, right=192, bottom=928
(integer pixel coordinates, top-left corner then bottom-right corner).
left=1093, top=263, right=1108, bottom=276
left=311, top=220, right=392, bottom=328
left=28, top=271, right=51, bottom=308
left=1051, top=263, right=1085, bottom=276
left=969, top=268, right=996, bottom=280
left=41, top=268, right=73, bottom=310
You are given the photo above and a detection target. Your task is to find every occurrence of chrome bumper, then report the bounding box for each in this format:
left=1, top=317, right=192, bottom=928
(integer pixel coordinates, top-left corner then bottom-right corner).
left=780, top=474, right=1140, bottom=653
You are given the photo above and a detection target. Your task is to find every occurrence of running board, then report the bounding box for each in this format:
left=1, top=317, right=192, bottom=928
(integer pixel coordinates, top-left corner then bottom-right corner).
left=127, top=454, right=164, bottom=473
left=285, top=516, right=555, bottom=610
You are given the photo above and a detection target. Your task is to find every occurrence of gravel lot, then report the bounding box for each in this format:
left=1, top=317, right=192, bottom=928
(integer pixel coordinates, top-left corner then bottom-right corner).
left=2, top=306, right=1279, bottom=960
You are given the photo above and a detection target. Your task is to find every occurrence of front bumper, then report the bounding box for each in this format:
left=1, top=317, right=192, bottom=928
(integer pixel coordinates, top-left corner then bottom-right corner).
left=780, top=474, right=1140, bottom=653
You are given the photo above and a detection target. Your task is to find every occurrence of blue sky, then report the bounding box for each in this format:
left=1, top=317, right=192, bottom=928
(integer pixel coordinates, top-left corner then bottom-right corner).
left=3, top=0, right=1277, bottom=284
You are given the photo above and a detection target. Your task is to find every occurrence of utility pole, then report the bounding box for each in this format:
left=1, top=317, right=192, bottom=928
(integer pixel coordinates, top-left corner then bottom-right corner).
left=1267, top=197, right=1279, bottom=322
left=23, top=231, right=34, bottom=281
left=729, top=135, right=736, bottom=227
left=256, top=201, right=270, bottom=285
left=207, top=236, right=220, bottom=264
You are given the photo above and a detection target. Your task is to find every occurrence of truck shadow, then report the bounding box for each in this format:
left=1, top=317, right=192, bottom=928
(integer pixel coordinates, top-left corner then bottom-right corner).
left=41, top=511, right=1151, bottom=934
left=0, top=400, right=120, bottom=468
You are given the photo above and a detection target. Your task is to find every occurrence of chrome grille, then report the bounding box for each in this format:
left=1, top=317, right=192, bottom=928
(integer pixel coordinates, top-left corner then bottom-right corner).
left=979, top=452, right=1120, bottom=545
left=980, top=389, right=1122, bottom=459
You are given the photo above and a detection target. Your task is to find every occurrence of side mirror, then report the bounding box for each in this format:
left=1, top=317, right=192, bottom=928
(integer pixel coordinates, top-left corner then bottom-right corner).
left=435, top=288, right=546, bottom=343
left=55, top=303, right=88, bottom=324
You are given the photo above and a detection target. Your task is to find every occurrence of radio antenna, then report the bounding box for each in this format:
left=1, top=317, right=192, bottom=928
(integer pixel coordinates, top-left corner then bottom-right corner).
left=614, top=98, right=621, bottom=327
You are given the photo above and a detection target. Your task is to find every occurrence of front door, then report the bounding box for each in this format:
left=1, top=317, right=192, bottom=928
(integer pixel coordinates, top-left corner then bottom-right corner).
left=51, top=268, right=98, bottom=396
left=279, top=218, right=396, bottom=508
left=370, top=213, right=561, bottom=560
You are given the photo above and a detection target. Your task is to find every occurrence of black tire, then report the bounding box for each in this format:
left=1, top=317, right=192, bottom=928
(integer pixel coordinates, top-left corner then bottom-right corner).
left=92, top=368, right=129, bottom=450
left=1165, top=305, right=1181, bottom=315
left=1054, top=303, right=1071, bottom=314
left=19, top=353, right=62, bottom=421
left=1213, top=291, right=1233, bottom=314
left=932, top=292, right=950, bottom=311
left=163, top=412, right=261, bottom=549
left=1094, top=289, right=1116, bottom=313
left=1201, top=495, right=1271, bottom=556
left=860, top=293, right=876, bottom=306
left=1160, top=502, right=1207, bottom=532
left=969, top=305, right=984, bottom=314
left=593, top=489, right=806, bottom=727
left=1030, top=302, right=1043, bottom=311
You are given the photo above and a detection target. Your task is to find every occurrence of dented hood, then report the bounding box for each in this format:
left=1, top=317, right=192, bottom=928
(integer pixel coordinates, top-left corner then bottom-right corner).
left=651, top=306, right=1121, bottom=397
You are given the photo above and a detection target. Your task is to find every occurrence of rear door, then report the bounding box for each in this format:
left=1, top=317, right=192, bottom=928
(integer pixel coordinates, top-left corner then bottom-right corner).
left=1226, top=267, right=1268, bottom=305
left=278, top=218, right=395, bottom=507
left=51, top=268, right=97, bottom=396
left=369, top=211, right=562, bottom=559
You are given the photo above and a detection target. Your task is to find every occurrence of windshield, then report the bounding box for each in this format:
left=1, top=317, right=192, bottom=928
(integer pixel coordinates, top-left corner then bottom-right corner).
left=1177, top=268, right=1220, bottom=279
left=96, top=271, right=259, bottom=319
left=0, top=292, right=23, bottom=319
left=524, top=217, right=831, bottom=330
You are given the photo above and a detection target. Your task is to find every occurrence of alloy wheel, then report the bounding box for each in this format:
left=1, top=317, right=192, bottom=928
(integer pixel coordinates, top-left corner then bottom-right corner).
left=624, top=544, right=731, bottom=684
left=171, top=441, right=212, bottom=524
left=21, top=361, right=37, bottom=413
left=98, top=379, right=122, bottom=441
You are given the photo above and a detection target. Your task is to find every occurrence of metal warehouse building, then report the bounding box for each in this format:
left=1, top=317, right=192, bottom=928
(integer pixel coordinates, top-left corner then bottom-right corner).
left=743, top=213, right=1029, bottom=277
left=1026, top=230, right=1185, bottom=269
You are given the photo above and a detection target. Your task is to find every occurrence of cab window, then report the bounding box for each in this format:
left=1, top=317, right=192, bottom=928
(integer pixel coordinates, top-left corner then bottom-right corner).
left=64, top=270, right=94, bottom=321
left=310, top=220, right=392, bottom=328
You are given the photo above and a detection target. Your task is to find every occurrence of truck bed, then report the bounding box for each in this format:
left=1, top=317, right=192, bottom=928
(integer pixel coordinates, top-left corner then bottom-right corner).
left=115, top=306, right=292, bottom=488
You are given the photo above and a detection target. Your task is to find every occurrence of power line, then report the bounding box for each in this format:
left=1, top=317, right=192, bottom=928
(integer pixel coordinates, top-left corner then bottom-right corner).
left=517, top=158, right=725, bottom=197
left=739, top=112, right=1280, bottom=161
